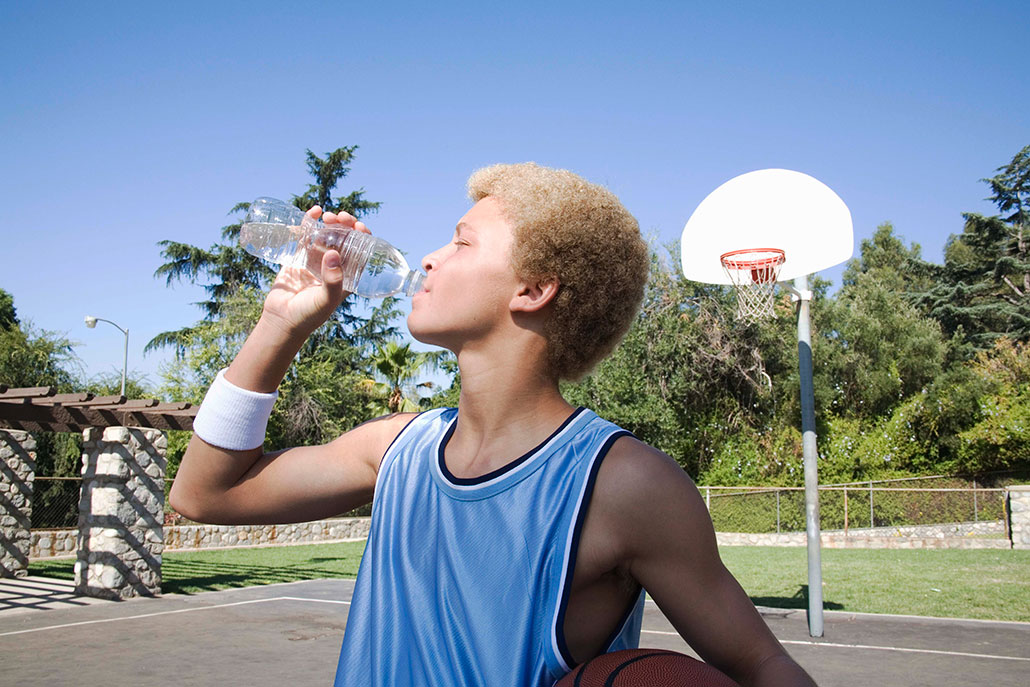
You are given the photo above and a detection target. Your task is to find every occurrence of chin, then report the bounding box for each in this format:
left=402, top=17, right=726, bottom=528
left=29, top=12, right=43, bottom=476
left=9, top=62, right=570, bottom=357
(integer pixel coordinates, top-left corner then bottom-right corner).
left=407, top=312, right=448, bottom=349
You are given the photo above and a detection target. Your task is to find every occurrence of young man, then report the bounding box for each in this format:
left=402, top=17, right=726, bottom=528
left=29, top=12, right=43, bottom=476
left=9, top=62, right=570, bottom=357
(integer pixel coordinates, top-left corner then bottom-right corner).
left=171, top=163, right=817, bottom=686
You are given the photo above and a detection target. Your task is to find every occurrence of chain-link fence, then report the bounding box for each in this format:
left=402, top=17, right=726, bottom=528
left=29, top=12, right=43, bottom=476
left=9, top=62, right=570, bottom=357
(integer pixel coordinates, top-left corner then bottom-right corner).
left=32, top=477, right=186, bottom=529
left=29, top=477, right=82, bottom=530
left=30, top=473, right=1018, bottom=537
left=29, top=478, right=192, bottom=529
left=702, top=474, right=1012, bottom=535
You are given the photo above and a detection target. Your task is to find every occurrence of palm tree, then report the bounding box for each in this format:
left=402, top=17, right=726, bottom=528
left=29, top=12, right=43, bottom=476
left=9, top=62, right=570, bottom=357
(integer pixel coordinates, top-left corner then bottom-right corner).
left=365, top=342, right=447, bottom=414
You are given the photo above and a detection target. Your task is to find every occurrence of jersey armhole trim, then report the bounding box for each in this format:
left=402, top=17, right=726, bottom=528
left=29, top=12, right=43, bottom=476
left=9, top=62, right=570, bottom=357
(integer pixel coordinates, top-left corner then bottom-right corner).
left=373, top=409, right=445, bottom=495
left=550, top=429, right=634, bottom=672
left=603, top=588, right=645, bottom=653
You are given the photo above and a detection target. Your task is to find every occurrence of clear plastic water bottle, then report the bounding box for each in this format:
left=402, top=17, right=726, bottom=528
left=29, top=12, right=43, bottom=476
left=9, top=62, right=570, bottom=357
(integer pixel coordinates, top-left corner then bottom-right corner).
left=240, top=197, right=426, bottom=298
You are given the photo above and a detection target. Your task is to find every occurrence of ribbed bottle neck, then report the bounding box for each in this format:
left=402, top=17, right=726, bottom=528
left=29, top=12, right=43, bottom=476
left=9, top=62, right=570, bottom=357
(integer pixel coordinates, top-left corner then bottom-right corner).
left=402, top=270, right=426, bottom=297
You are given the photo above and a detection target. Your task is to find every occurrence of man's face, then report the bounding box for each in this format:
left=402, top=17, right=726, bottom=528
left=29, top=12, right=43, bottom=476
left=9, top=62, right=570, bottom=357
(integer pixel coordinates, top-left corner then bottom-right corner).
left=407, top=196, right=521, bottom=351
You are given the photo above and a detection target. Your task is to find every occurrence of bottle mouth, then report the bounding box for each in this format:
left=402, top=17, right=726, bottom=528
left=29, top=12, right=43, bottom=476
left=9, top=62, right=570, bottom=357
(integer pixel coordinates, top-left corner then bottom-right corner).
left=403, top=271, right=427, bottom=297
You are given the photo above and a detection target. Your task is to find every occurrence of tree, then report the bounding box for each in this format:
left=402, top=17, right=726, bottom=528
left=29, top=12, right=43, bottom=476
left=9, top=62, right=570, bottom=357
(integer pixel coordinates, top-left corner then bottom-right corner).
left=953, top=338, right=1030, bottom=474
left=0, top=288, right=77, bottom=390
left=0, top=288, right=82, bottom=485
left=563, top=247, right=793, bottom=477
left=913, top=145, right=1030, bottom=349
left=149, top=147, right=404, bottom=453
left=363, top=342, right=448, bottom=414
left=841, top=222, right=935, bottom=293
left=821, top=230, right=947, bottom=420
left=148, top=146, right=387, bottom=345
left=0, top=288, right=16, bottom=330
left=293, top=146, right=382, bottom=216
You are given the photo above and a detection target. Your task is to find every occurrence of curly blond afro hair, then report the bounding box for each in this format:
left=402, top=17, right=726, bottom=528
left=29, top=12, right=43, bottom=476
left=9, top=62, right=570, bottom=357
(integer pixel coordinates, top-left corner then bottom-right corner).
left=467, top=163, right=649, bottom=381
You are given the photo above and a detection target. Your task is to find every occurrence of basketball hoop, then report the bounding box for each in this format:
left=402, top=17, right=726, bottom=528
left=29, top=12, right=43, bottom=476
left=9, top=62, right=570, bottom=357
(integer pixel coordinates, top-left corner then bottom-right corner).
left=720, top=248, right=785, bottom=322
left=682, top=169, right=854, bottom=638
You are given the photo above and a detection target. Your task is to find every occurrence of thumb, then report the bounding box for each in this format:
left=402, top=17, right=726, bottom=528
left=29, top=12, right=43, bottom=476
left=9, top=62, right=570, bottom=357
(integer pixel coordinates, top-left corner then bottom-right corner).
left=321, top=249, right=347, bottom=300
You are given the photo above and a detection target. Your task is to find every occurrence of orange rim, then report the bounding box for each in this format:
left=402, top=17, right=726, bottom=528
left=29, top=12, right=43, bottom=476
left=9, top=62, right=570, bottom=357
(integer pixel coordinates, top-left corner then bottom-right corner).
left=719, top=248, right=786, bottom=271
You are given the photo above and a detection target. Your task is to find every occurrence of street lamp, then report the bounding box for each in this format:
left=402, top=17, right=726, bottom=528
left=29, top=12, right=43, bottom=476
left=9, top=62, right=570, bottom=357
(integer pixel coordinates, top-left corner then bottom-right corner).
left=84, top=316, right=129, bottom=397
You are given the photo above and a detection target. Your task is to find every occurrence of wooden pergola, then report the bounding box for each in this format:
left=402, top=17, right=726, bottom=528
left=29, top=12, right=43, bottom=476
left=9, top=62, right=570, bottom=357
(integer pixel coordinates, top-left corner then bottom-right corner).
left=0, top=385, right=197, bottom=432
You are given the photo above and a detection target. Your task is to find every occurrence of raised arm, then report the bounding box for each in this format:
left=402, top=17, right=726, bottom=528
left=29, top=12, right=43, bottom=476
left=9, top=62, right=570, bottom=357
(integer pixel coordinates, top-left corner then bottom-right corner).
left=169, top=207, right=411, bottom=525
left=597, top=439, right=818, bottom=687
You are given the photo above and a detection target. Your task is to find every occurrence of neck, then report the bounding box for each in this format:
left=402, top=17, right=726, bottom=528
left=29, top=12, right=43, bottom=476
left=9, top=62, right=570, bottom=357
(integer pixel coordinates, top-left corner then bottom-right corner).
left=444, top=346, right=575, bottom=478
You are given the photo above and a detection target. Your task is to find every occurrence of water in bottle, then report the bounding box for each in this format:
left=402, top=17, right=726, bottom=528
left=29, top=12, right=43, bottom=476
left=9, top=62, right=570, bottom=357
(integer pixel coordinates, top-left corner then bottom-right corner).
left=239, top=197, right=425, bottom=298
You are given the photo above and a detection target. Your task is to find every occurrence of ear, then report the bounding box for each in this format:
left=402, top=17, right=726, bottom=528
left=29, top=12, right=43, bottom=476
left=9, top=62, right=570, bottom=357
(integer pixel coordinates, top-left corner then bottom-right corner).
left=510, top=277, right=560, bottom=313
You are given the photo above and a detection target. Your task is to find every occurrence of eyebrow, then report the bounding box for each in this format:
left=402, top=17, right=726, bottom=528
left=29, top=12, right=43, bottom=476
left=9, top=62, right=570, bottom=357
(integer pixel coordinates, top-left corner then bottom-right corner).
left=455, top=222, right=475, bottom=236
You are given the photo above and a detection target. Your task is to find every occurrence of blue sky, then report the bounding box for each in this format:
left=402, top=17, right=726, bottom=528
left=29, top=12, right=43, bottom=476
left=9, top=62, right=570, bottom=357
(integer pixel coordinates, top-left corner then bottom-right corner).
left=1, top=1, right=1026, bottom=389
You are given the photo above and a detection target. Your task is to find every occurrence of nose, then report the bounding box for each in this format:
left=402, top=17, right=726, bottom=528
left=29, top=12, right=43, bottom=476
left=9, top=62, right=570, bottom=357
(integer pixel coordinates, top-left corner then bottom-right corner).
left=421, top=250, right=439, bottom=273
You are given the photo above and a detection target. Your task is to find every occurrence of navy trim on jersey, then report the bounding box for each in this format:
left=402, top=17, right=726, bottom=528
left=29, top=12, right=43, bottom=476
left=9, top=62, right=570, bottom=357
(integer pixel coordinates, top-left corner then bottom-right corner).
left=553, top=429, right=634, bottom=669
left=371, top=411, right=437, bottom=508
left=379, top=412, right=424, bottom=468
left=602, top=589, right=645, bottom=654
left=437, top=407, right=588, bottom=486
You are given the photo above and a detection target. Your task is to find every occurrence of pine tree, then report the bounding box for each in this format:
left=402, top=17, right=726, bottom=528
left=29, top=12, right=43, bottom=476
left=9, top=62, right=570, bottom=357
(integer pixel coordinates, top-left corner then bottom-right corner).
left=148, top=147, right=404, bottom=454
left=147, top=146, right=395, bottom=355
left=913, top=145, right=1030, bottom=349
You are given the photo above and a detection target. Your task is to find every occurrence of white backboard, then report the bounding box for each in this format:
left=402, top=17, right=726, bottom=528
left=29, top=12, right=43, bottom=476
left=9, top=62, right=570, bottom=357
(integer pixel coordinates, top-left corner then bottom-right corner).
left=680, top=169, right=854, bottom=285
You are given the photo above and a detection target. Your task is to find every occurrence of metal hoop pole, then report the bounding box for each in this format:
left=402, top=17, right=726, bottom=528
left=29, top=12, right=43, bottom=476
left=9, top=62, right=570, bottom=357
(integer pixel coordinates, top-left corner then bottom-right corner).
left=793, top=274, right=824, bottom=638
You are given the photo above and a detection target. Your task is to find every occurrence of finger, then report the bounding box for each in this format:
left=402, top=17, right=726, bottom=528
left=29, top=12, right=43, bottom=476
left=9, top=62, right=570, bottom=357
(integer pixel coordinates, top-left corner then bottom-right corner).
left=320, top=250, right=347, bottom=300
left=323, top=211, right=357, bottom=228
left=354, top=220, right=371, bottom=235
left=306, top=205, right=323, bottom=220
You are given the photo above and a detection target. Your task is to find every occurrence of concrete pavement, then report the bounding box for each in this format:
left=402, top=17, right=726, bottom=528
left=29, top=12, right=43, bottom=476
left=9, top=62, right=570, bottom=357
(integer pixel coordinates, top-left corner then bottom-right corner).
left=1, top=577, right=1027, bottom=686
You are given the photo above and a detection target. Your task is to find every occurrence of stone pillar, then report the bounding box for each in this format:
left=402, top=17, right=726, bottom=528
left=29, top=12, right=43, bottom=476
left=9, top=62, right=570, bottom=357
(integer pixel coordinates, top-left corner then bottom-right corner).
left=0, top=430, right=36, bottom=578
left=76, top=427, right=166, bottom=599
left=1007, top=485, right=1030, bottom=550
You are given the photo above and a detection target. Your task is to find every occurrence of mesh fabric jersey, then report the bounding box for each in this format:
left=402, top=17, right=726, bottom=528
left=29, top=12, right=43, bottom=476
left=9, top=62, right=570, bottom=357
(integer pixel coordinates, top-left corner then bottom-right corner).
left=334, top=407, right=645, bottom=686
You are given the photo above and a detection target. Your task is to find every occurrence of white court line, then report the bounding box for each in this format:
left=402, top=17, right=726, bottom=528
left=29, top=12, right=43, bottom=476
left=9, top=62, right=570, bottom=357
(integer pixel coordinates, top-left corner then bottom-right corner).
left=0, top=595, right=350, bottom=638
left=643, top=597, right=1030, bottom=627
left=278, top=596, right=351, bottom=606
left=9, top=596, right=1027, bottom=665
left=641, top=630, right=1030, bottom=663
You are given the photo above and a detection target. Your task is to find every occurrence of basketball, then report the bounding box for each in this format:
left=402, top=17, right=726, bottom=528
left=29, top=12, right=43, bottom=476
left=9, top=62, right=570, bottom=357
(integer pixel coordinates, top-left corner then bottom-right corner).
left=555, top=649, right=739, bottom=687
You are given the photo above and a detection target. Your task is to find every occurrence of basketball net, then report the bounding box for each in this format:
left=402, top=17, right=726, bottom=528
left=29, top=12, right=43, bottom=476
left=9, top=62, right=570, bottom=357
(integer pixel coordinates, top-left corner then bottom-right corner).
left=720, top=248, right=786, bottom=322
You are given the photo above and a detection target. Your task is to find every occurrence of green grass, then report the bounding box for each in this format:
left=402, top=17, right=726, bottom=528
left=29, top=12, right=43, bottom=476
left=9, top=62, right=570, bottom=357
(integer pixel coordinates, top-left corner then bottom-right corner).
left=29, top=542, right=1030, bottom=622
left=29, top=541, right=366, bottom=595
left=719, top=546, right=1030, bottom=622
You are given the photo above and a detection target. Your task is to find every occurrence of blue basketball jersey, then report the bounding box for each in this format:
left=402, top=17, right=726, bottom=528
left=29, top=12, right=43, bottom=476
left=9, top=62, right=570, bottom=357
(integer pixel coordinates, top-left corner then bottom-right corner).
left=334, top=407, right=645, bottom=686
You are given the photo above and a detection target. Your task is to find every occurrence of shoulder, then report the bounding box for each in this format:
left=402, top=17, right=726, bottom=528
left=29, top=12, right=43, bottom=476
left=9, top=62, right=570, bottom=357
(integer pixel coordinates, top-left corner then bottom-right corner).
left=329, top=411, right=426, bottom=473
left=594, top=435, right=698, bottom=505
left=348, top=410, right=424, bottom=440
left=591, top=435, right=714, bottom=560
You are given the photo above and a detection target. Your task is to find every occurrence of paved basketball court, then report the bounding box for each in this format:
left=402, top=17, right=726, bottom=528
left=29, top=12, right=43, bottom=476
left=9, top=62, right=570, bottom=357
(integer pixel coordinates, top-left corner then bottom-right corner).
left=1, top=576, right=1028, bottom=686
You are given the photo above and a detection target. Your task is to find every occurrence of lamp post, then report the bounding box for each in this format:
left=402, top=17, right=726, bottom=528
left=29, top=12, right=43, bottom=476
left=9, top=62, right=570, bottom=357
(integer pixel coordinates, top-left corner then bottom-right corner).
left=84, top=316, right=128, bottom=397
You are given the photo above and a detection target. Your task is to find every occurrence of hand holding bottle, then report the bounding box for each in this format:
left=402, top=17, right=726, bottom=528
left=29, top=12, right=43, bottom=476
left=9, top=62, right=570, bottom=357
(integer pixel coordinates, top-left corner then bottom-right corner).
left=240, top=197, right=425, bottom=299
left=259, top=205, right=371, bottom=339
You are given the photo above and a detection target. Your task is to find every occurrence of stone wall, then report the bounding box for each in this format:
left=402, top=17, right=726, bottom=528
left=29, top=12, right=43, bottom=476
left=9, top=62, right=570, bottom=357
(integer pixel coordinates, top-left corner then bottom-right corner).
left=75, top=427, right=165, bottom=599
left=718, top=532, right=1010, bottom=549
left=165, top=517, right=371, bottom=551
left=24, top=476, right=1030, bottom=564
left=717, top=520, right=1010, bottom=548
left=32, top=517, right=1011, bottom=558
left=32, top=517, right=371, bottom=558
left=0, top=430, right=36, bottom=577
left=1008, top=486, right=1030, bottom=550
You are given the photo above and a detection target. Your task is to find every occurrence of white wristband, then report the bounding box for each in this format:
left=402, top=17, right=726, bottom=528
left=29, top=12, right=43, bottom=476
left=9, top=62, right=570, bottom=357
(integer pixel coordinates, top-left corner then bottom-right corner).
left=192, top=369, right=278, bottom=451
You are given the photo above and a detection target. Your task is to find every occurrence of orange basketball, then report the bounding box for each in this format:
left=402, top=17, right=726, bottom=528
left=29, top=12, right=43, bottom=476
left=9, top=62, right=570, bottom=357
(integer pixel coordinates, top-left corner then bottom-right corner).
left=555, top=649, right=739, bottom=687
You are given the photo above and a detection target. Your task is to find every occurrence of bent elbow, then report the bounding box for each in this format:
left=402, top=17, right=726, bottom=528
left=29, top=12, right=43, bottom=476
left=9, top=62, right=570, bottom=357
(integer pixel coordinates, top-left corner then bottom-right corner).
left=168, top=480, right=204, bottom=523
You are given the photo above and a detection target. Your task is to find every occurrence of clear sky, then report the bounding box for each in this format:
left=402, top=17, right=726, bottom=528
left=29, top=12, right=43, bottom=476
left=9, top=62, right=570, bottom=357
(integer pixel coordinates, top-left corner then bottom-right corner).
left=1, top=1, right=1026, bottom=389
